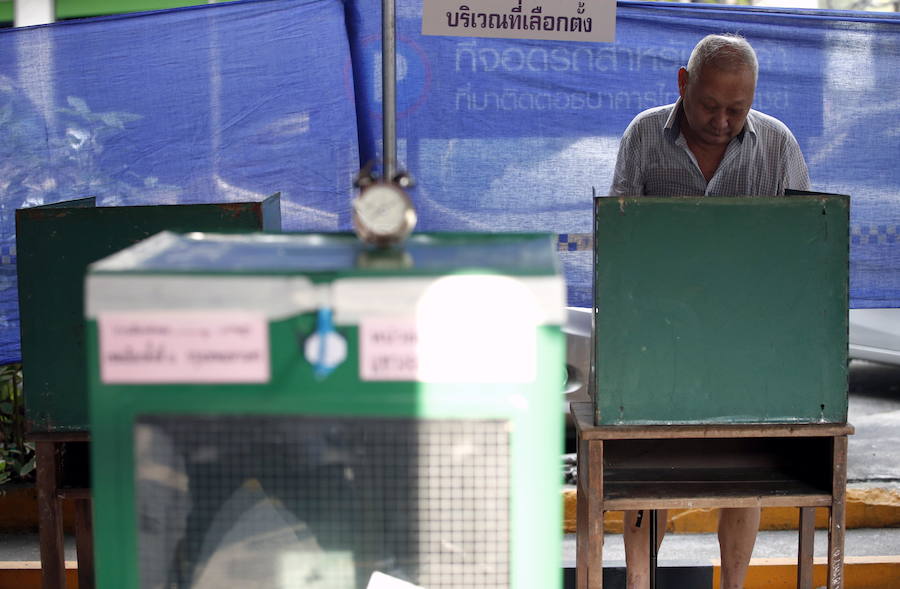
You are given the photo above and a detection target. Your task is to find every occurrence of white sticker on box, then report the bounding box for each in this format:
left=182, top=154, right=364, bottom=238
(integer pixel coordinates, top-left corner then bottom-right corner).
left=98, top=311, right=269, bottom=384
left=359, top=317, right=419, bottom=381
left=366, top=571, right=423, bottom=589
left=357, top=275, right=542, bottom=383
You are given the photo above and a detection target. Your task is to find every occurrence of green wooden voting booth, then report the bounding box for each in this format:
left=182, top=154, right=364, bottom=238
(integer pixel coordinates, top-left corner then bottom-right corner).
left=16, top=194, right=281, bottom=434
left=592, top=195, right=848, bottom=425
left=575, top=195, right=852, bottom=589
left=14, top=194, right=280, bottom=589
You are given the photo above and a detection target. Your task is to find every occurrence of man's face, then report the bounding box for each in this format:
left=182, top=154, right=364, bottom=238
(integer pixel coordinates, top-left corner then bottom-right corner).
left=678, top=64, right=755, bottom=148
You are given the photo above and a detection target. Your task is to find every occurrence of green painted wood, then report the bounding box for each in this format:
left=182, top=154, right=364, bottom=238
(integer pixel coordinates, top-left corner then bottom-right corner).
left=89, top=231, right=561, bottom=277
left=593, top=195, right=849, bottom=425
left=54, top=0, right=219, bottom=20
left=16, top=194, right=280, bottom=433
left=0, top=0, right=223, bottom=24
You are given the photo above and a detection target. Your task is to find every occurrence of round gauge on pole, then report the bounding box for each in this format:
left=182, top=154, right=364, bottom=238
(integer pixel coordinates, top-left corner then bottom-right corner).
left=351, top=181, right=417, bottom=247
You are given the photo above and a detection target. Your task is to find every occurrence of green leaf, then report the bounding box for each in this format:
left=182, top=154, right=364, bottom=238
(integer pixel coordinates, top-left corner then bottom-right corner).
left=18, top=456, right=35, bottom=477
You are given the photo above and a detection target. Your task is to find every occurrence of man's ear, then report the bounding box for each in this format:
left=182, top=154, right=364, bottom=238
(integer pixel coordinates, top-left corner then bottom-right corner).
left=677, top=67, right=689, bottom=98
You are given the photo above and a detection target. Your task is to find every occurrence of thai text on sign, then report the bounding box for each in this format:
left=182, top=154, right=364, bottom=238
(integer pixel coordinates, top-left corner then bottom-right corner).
left=422, top=0, right=615, bottom=43
left=98, top=311, right=270, bottom=384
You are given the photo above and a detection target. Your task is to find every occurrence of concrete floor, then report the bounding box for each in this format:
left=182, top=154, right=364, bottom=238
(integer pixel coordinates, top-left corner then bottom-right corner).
left=4, top=527, right=899, bottom=572
left=562, top=527, right=900, bottom=568
left=0, top=533, right=76, bottom=562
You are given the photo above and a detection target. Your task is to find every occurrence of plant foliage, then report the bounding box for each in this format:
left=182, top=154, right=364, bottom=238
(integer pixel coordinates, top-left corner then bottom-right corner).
left=0, top=363, right=34, bottom=487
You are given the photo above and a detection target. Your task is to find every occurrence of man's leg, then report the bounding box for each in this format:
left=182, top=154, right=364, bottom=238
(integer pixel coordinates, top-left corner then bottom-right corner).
left=623, top=509, right=668, bottom=589
left=718, top=507, right=761, bottom=589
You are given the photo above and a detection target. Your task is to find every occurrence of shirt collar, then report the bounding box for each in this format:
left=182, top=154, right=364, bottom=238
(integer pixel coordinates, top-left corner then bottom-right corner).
left=663, top=98, right=682, bottom=141
left=664, top=97, right=757, bottom=144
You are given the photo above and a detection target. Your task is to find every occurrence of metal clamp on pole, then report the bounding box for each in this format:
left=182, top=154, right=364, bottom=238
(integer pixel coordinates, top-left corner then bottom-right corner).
left=349, top=0, right=417, bottom=248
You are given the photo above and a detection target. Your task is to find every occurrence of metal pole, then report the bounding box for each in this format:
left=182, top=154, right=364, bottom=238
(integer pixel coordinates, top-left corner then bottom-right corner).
left=382, top=0, right=397, bottom=181
left=649, top=509, right=658, bottom=589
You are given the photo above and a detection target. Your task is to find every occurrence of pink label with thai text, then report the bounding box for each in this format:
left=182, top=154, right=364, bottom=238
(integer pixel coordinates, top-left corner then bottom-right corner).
left=98, top=311, right=270, bottom=384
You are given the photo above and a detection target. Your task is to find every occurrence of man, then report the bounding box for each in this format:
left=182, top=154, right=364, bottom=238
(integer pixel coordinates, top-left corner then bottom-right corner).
left=608, top=34, right=810, bottom=589
left=610, top=34, right=809, bottom=198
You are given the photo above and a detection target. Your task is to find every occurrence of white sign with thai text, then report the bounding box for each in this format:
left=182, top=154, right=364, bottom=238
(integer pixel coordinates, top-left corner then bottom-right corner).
left=359, top=310, right=536, bottom=384
left=99, top=311, right=270, bottom=384
left=422, top=0, right=615, bottom=44
left=359, top=317, right=419, bottom=381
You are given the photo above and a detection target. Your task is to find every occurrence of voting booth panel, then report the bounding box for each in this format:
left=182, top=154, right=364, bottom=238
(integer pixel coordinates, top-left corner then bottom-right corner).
left=16, top=195, right=281, bottom=434
left=592, top=195, right=849, bottom=426
left=576, top=195, right=852, bottom=589
left=86, top=232, right=565, bottom=589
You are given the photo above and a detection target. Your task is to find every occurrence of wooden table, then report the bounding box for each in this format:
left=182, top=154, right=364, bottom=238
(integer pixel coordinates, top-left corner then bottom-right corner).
left=31, top=432, right=94, bottom=589
left=572, top=402, right=853, bottom=589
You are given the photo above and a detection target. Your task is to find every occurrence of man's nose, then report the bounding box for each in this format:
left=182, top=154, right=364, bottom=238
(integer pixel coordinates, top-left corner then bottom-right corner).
left=712, top=111, right=729, bottom=132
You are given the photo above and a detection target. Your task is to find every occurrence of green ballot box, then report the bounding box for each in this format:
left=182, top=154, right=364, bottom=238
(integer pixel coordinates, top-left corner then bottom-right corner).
left=593, top=195, right=849, bottom=425
left=16, top=194, right=281, bottom=434
left=87, top=231, right=566, bottom=589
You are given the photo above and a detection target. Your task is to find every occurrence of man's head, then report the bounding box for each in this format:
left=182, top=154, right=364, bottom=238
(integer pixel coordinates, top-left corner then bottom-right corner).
left=677, top=34, right=758, bottom=149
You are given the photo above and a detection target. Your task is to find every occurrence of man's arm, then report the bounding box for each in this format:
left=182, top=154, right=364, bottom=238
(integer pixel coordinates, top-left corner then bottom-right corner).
left=781, top=129, right=811, bottom=193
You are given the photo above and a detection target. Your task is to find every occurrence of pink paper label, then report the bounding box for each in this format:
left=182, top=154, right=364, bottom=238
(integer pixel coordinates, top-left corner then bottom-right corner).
left=99, top=311, right=270, bottom=384
left=359, top=317, right=418, bottom=381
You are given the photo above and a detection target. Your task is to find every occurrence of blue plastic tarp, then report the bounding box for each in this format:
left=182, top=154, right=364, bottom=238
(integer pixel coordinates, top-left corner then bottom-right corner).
left=346, top=0, right=900, bottom=311
left=2, top=0, right=900, bottom=364
left=0, top=0, right=359, bottom=363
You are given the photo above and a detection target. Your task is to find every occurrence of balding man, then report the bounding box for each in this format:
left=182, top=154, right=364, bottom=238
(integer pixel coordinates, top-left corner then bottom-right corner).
left=609, top=34, right=810, bottom=589
left=611, top=33, right=809, bottom=198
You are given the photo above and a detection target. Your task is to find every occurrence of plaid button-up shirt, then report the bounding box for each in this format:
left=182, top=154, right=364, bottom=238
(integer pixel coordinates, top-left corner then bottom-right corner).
left=609, top=98, right=810, bottom=197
